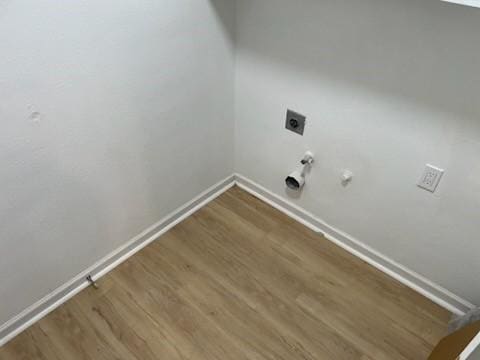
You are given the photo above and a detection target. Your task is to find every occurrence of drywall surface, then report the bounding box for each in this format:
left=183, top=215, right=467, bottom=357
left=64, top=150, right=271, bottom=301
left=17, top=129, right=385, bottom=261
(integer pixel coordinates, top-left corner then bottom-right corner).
left=234, top=0, right=480, bottom=305
left=0, top=0, right=235, bottom=326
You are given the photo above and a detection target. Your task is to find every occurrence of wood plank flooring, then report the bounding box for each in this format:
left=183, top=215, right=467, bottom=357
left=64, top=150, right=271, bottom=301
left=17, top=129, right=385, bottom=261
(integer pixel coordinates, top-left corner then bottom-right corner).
left=0, top=186, right=450, bottom=359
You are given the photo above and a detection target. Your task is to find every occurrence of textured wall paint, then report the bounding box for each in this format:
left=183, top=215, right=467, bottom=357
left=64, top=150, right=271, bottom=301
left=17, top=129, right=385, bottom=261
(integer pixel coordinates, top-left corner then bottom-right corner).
left=0, top=0, right=234, bottom=325
left=234, top=0, right=480, bottom=304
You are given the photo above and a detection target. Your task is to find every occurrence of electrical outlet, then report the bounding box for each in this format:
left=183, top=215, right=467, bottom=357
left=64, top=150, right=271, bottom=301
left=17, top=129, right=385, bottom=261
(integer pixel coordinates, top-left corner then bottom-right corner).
left=285, top=109, right=306, bottom=136
left=418, top=164, right=444, bottom=193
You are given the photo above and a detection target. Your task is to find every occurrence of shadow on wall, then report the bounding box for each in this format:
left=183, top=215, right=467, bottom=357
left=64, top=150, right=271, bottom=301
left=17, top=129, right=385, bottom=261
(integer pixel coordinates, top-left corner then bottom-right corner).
left=237, top=0, right=480, bottom=124
left=208, top=0, right=236, bottom=45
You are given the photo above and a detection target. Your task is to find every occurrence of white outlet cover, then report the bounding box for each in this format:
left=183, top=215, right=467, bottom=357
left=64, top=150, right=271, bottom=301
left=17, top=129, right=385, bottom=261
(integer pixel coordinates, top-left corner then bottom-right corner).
left=418, top=164, right=445, bottom=193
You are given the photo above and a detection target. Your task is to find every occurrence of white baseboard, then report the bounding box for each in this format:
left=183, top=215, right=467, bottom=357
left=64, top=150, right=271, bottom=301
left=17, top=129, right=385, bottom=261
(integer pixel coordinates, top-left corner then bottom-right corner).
left=1, top=172, right=475, bottom=347
left=234, top=173, right=476, bottom=316
left=460, top=331, right=480, bottom=360
left=0, top=175, right=235, bottom=347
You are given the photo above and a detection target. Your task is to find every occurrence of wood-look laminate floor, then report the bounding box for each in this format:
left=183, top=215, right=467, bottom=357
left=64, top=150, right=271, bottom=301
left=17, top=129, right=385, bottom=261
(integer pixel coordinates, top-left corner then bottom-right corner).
left=0, top=186, right=450, bottom=360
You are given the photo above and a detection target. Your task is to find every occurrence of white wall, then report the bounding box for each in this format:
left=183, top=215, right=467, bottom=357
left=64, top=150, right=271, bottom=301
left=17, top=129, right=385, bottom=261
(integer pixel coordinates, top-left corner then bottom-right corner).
left=235, top=0, right=480, bottom=305
left=0, top=0, right=234, bottom=326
